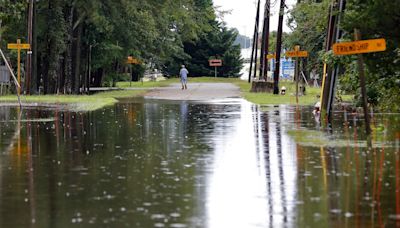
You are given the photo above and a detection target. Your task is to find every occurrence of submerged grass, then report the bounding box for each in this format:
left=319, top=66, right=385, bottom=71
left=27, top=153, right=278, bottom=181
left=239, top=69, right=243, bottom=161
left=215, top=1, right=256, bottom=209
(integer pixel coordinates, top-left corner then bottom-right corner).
left=287, top=129, right=395, bottom=148
left=0, top=90, right=146, bottom=111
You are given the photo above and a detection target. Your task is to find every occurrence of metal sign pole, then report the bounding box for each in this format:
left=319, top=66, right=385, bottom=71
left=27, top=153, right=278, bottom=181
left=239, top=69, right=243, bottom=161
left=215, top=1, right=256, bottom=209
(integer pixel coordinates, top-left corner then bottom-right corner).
left=215, top=66, right=217, bottom=78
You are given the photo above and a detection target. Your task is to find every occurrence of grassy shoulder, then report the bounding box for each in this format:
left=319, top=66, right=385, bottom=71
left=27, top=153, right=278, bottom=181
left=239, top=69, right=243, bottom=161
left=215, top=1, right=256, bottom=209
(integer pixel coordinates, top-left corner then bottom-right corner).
left=148, top=77, right=324, bottom=106
left=0, top=77, right=354, bottom=111
left=0, top=90, right=146, bottom=111
left=118, top=76, right=353, bottom=106
left=236, top=80, right=321, bottom=106
left=116, top=80, right=173, bottom=88
left=115, top=77, right=234, bottom=87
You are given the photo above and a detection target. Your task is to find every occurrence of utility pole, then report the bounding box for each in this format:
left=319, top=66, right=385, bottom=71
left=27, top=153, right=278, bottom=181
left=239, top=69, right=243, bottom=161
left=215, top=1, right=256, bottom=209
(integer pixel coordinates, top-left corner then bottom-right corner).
left=273, top=0, right=285, bottom=94
left=259, top=0, right=270, bottom=81
left=295, top=46, right=300, bottom=104
left=320, top=0, right=346, bottom=126
left=253, top=23, right=260, bottom=80
left=26, top=0, right=34, bottom=94
left=248, top=0, right=261, bottom=83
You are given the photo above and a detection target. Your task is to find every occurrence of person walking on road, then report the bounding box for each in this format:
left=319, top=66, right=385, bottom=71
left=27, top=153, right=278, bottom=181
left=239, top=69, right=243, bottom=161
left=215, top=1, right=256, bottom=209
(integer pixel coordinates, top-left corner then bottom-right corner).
left=180, top=65, right=189, bottom=90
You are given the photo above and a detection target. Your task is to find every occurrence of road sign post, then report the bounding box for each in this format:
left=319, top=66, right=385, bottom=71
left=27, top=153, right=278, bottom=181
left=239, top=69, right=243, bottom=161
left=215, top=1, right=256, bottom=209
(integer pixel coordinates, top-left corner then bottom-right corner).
left=267, top=53, right=276, bottom=60
left=8, top=39, right=30, bottom=96
left=333, top=35, right=386, bottom=134
left=209, top=59, right=222, bottom=78
left=286, top=46, right=308, bottom=104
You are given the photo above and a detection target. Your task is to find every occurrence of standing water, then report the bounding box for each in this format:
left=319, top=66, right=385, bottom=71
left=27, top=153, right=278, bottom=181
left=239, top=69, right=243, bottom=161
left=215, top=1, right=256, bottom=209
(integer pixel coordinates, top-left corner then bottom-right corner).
left=0, top=98, right=399, bottom=227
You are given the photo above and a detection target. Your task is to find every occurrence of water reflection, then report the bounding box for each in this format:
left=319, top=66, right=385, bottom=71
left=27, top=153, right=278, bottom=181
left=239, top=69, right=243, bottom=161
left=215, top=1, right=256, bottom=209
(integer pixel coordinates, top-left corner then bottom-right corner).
left=0, top=101, right=399, bottom=227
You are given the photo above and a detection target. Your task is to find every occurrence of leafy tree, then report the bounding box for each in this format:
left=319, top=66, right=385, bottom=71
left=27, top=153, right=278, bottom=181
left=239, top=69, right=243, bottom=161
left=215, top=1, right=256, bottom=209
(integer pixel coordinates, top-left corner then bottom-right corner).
left=163, top=0, right=243, bottom=77
left=286, top=0, right=329, bottom=73
left=0, top=0, right=244, bottom=94
left=340, top=0, right=400, bottom=111
left=287, top=0, right=400, bottom=111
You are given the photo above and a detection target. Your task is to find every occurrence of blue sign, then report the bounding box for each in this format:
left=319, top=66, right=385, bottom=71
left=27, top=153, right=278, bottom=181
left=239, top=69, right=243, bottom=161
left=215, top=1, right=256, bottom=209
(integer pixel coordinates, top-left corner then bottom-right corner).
left=269, top=58, right=295, bottom=80
left=281, top=59, right=295, bottom=79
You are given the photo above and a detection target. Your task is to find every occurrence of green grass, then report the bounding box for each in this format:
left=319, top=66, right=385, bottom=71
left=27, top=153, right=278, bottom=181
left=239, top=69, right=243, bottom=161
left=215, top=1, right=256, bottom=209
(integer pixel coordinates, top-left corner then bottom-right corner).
left=184, top=77, right=240, bottom=83
left=116, top=77, right=238, bottom=88
left=116, top=80, right=173, bottom=88
left=0, top=90, right=146, bottom=111
left=237, top=80, right=322, bottom=106
left=0, top=77, right=355, bottom=111
left=117, top=77, right=329, bottom=106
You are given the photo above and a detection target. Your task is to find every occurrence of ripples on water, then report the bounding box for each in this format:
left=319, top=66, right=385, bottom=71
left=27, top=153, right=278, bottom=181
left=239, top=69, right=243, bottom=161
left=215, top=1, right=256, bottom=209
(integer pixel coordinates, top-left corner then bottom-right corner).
left=0, top=100, right=399, bottom=227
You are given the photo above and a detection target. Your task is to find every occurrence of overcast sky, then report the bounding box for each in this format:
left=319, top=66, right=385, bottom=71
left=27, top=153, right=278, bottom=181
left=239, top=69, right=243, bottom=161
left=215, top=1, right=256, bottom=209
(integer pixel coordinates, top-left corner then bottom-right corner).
left=213, top=0, right=296, bottom=37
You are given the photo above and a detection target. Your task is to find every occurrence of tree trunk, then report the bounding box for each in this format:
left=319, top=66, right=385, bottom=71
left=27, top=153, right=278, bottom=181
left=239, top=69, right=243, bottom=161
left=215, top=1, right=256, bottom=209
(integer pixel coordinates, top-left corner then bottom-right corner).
left=32, top=2, right=38, bottom=94
left=44, top=0, right=65, bottom=94
left=64, top=4, right=74, bottom=94
left=73, top=23, right=82, bottom=94
left=0, top=19, right=2, bottom=43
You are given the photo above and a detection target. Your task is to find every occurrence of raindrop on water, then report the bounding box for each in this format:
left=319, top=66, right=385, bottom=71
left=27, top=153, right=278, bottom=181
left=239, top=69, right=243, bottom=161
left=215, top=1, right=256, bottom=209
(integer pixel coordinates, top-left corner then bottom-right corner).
left=345, top=212, right=353, bottom=218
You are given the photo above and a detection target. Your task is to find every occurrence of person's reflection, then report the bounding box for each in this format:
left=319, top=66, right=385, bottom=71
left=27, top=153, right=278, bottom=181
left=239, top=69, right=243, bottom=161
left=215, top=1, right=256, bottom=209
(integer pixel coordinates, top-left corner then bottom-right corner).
left=180, top=101, right=188, bottom=124
left=180, top=101, right=189, bottom=135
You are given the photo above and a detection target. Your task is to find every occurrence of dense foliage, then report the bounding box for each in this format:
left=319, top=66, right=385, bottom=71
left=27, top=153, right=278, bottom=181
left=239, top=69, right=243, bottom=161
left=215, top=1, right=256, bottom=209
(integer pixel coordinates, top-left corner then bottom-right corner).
left=287, top=0, right=400, bottom=111
left=0, top=0, right=242, bottom=94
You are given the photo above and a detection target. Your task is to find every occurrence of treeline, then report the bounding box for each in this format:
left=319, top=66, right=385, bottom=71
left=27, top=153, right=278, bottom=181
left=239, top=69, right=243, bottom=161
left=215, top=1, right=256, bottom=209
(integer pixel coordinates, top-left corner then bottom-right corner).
left=0, top=0, right=242, bottom=94
left=286, top=0, right=400, bottom=111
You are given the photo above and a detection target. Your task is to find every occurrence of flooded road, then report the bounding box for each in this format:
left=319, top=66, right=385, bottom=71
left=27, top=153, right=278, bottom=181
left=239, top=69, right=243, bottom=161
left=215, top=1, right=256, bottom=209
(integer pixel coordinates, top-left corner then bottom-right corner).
left=0, top=98, right=399, bottom=227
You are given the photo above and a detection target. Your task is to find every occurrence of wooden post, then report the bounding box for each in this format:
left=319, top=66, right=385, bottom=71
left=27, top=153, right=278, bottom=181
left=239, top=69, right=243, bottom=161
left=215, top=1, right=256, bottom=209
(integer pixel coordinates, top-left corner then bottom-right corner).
left=354, top=29, right=371, bottom=134
left=259, top=0, right=270, bottom=80
left=295, top=46, right=300, bottom=104
left=295, top=58, right=299, bottom=104
left=17, top=39, right=21, bottom=96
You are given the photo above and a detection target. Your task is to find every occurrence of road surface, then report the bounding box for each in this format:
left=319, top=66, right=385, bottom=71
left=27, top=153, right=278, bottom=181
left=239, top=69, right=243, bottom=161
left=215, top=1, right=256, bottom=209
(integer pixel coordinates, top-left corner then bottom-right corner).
left=144, top=83, right=241, bottom=101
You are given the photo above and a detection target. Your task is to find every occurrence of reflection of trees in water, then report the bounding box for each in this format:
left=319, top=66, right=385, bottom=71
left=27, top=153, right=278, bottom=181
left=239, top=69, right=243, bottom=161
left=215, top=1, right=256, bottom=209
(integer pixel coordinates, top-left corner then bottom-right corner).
left=0, top=101, right=244, bottom=227
left=294, top=110, right=400, bottom=227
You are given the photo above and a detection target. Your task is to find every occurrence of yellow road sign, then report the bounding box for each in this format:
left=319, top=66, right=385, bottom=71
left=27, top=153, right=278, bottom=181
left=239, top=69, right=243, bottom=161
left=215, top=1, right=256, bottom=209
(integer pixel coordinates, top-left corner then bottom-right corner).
left=285, top=51, right=308, bottom=58
left=8, top=43, right=30, bottom=50
left=7, top=39, right=30, bottom=96
left=333, top=38, right=386, bottom=55
left=126, top=56, right=141, bottom=64
left=267, top=54, right=276, bottom=60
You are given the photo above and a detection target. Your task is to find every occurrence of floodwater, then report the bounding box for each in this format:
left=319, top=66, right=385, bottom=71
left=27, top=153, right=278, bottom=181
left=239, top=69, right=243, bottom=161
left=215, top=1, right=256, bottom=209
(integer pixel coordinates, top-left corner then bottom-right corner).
left=0, top=98, right=399, bottom=228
